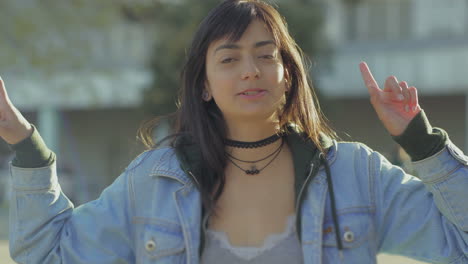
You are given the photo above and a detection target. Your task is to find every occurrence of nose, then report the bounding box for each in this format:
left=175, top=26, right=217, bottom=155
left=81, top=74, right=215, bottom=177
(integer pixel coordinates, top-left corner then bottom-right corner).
left=241, top=57, right=260, bottom=80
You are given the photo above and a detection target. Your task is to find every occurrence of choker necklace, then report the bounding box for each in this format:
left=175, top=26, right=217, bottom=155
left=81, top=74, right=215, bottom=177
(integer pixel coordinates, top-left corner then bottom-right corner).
left=225, top=132, right=284, bottom=149
left=227, top=139, right=284, bottom=175
left=226, top=139, right=283, bottom=163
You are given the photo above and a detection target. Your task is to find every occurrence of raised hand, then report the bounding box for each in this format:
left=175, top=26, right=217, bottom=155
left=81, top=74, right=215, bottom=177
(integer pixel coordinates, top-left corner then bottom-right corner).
left=359, top=62, right=421, bottom=136
left=0, top=77, right=33, bottom=145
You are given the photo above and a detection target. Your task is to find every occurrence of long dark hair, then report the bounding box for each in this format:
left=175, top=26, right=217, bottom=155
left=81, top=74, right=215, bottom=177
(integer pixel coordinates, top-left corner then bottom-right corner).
left=138, top=0, right=336, bottom=216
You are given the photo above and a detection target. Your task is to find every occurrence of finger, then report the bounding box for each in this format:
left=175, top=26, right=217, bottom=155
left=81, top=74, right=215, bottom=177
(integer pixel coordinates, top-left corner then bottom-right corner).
left=399, top=81, right=411, bottom=112
left=0, top=77, right=11, bottom=107
left=359, top=62, right=381, bottom=96
left=384, top=76, right=403, bottom=100
left=399, top=81, right=410, bottom=101
left=380, top=92, right=407, bottom=102
left=0, top=77, right=7, bottom=100
left=408, top=86, right=420, bottom=112
left=0, top=76, right=10, bottom=103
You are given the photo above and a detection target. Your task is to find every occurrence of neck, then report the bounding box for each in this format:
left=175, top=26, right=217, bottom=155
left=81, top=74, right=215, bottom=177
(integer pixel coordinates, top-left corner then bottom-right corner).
left=224, top=117, right=285, bottom=161
left=225, top=117, right=280, bottom=142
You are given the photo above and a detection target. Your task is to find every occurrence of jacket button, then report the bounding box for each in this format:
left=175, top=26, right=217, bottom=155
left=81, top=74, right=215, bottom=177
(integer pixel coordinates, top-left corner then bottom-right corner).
left=145, top=239, right=156, bottom=252
left=343, top=231, right=354, bottom=242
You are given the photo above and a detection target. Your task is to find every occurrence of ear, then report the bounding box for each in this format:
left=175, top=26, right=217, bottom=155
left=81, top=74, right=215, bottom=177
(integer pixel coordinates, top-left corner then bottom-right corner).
left=204, top=80, right=211, bottom=92
left=203, top=80, right=212, bottom=101
left=284, top=68, right=290, bottom=79
left=284, top=68, right=290, bottom=91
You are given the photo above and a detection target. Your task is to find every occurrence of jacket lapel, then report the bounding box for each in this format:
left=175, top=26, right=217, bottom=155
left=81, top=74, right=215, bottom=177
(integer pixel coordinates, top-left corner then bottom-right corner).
left=299, top=171, right=329, bottom=263
left=174, top=183, right=202, bottom=264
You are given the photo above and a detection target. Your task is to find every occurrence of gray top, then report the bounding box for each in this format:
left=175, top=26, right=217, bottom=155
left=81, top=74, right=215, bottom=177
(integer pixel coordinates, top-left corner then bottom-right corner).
left=200, top=214, right=304, bottom=263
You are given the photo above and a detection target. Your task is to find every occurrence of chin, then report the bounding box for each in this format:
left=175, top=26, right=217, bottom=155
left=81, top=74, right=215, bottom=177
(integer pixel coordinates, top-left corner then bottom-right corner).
left=234, top=109, right=278, bottom=122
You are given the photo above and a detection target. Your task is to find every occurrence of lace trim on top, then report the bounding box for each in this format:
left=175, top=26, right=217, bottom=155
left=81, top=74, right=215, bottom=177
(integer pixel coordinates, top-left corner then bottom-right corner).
left=205, top=214, right=297, bottom=261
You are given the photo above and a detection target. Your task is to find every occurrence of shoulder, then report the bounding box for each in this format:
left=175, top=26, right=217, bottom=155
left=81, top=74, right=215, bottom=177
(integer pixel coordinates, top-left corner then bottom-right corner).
left=120, top=146, right=192, bottom=195
left=331, top=140, right=403, bottom=180
left=328, top=140, right=392, bottom=177
left=330, top=140, right=377, bottom=162
left=124, top=147, right=183, bottom=177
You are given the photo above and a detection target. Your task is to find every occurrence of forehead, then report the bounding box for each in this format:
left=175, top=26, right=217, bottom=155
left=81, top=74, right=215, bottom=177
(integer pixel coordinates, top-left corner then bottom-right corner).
left=208, top=20, right=276, bottom=53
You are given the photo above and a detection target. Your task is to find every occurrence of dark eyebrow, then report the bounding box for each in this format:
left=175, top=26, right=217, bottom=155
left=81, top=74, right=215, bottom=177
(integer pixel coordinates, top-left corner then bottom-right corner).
left=254, top=40, right=276, bottom=48
left=214, top=43, right=240, bottom=53
left=214, top=40, right=276, bottom=54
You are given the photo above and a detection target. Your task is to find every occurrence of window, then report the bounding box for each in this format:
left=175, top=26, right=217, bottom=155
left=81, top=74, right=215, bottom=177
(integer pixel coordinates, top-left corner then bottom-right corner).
left=345, top=0, right=412, bottom=42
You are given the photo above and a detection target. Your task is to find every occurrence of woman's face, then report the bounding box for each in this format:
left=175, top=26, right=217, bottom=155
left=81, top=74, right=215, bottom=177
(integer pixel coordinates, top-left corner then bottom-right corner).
left=205, top=19, right=287, bottom=122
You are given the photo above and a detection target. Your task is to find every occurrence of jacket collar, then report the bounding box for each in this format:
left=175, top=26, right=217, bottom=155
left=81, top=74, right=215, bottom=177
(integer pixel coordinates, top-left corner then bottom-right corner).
left=150, top=127, right=336, bottom=186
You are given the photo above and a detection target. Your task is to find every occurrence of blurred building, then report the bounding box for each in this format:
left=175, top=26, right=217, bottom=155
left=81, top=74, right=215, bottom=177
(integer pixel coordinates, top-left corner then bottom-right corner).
left=0, top=0, right=467, bottom=204
left=0, top=1, right=156, bottom=203
left=315, top=0, right=467, bottom=159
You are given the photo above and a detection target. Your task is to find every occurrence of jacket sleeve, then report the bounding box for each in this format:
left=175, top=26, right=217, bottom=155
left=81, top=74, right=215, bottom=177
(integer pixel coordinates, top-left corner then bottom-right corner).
left=9, top=160, right=137, bottom=263
left=373, top=141, right=468, bottom=263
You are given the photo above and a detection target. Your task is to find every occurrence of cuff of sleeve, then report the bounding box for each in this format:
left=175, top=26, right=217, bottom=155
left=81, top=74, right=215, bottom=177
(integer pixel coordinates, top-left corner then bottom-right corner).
left=392, top=110, right=448, bottom=161
left=412, top=141, right=468, bottom=183
left=8, top=124, right=56, bottom=168
left=9, top=161, right=58, bottom=191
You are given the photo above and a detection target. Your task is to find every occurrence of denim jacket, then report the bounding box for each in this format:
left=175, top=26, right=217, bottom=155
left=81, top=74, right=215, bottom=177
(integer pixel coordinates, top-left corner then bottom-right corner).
left=9, top=131, right=468, bottom=264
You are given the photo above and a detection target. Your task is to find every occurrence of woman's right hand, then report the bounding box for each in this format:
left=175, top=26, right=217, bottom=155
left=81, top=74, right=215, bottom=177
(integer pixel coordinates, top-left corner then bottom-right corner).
left=0, top=77, right=33, bottom=145
left=359, top=62, right=421, bottom=136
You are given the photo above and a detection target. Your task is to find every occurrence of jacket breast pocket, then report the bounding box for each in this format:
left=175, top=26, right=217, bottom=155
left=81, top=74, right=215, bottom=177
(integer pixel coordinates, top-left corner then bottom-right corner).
left=322, top=210, right=375, bottom=264
left=133, top=217, right=186, bottom=264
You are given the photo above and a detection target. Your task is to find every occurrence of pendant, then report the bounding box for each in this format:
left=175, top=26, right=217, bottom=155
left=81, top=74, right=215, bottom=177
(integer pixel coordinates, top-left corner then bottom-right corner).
left=245, top=165, right=260, bottom=175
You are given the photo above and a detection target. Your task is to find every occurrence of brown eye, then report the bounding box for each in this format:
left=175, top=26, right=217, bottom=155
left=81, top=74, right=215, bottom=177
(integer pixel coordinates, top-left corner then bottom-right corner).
left=260, top=55, right=274, bottom=59
left=221, top=58, right=235, bottom=64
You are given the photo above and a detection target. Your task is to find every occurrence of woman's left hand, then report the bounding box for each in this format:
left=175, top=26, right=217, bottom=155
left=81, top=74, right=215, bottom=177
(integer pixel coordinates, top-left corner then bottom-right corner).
left=359, top=62, right=421, bottom=136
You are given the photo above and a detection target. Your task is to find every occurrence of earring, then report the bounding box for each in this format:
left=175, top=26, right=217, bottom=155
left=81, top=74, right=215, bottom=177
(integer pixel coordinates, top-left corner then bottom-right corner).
left=202, top=90, right=211, bottom=101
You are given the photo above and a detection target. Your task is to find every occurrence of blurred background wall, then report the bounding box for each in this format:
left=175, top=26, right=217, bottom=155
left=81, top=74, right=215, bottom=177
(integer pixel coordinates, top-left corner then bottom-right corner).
left=317, top=0, right=467, bottom=169
left=0, top=0, right=466, bottom=263
left=0, top=0, right=156, bottom=204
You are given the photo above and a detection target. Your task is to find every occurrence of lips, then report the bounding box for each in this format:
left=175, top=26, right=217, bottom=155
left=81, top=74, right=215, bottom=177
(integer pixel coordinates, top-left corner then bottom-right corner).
left=238, top=89, right=267, bottom=99
left=238, top=89, right=265, bottom=95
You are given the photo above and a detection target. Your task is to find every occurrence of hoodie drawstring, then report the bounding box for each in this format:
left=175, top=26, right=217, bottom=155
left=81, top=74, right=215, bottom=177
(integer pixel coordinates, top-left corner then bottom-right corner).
left=320, top=153, right=344, bottom=261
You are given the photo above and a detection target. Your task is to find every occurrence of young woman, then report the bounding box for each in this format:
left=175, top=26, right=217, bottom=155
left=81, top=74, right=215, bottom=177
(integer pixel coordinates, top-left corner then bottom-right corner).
left=5, top=0, right=468, bottom=263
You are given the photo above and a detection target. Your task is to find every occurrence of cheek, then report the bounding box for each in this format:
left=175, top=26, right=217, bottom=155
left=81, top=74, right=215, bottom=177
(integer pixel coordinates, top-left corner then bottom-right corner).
left=208, top=69, right=238, bottom=95
left=265, top=63, right=285, bottom=86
